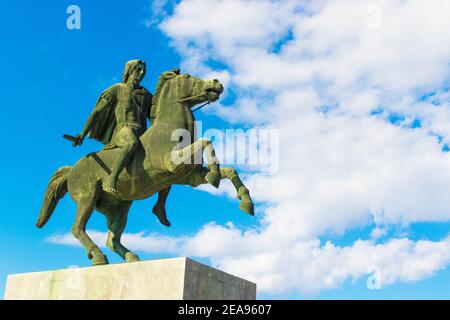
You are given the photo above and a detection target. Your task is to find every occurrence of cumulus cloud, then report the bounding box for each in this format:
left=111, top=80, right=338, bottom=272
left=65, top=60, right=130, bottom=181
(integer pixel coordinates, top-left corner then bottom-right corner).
left=208, top=233, right=450, bottom=295
left=158, top=0, right=450, bottom=295
left=51, top=0, right=450, bottom=296
left=48, top=229, right=450, bottom=295
left=159, top=1, right=450, bottom=214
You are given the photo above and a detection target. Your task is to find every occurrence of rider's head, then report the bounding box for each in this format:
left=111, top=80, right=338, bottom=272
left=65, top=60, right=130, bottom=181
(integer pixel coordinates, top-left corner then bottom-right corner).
left=122, top=59, right=146, bottom=84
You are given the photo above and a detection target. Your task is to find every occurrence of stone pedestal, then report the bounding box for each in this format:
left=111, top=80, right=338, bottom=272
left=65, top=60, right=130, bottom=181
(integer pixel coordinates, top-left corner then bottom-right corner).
left=4, top=257, right=256, bottom=300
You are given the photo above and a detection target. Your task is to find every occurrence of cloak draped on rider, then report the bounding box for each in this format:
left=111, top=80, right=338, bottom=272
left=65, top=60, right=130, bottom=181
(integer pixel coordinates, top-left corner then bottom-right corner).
left=83, top=59, right=153, bottom=149
left=86, top=86, right=118, bottom=146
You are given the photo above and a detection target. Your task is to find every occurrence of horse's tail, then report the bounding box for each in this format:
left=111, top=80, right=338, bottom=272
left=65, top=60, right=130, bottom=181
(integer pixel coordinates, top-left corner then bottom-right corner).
left=36, top=166, right=72, bottom=228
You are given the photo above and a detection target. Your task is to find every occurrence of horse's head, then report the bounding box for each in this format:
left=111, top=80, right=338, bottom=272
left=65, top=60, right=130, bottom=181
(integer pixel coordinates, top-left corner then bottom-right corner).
left=150, top=70, right=224, bottom=121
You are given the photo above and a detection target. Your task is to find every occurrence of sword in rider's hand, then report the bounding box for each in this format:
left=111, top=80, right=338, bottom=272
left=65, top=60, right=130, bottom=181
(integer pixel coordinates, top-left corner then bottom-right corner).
left=63, top=134, right=83, bottom=147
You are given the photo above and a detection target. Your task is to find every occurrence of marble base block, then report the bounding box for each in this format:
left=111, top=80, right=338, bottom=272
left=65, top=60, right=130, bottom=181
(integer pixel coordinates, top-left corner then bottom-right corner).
left=4, top=257, right=256, bottom=300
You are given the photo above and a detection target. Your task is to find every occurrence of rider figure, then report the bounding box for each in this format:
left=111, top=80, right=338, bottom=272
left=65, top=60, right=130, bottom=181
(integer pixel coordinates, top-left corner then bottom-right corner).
left=75, top=60, right=152, bottom=194
left=74, top=59, right=150, bottom=194
left=73, top=60, right=173, bottom=227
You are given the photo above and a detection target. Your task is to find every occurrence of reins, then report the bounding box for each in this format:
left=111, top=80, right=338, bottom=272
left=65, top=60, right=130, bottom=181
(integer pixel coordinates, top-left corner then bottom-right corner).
left=150, top=93, right=211, bottom=120
left=192, top=100, right=211, bottom=112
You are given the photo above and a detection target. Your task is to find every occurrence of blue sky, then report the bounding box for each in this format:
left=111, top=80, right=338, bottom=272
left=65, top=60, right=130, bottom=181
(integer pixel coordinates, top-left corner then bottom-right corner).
left=1, top=0, right=450, bottom=299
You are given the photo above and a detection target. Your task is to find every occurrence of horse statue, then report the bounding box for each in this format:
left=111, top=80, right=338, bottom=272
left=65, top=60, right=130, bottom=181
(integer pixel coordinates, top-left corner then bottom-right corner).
left=36, top=71, right=254, bottom=266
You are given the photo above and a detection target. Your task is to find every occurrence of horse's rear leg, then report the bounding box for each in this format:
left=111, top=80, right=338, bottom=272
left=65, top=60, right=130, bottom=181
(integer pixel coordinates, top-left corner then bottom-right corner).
left=152, top=186, right=171, bottom=227
left=71, top=186, right=108, bottom=266
left=105, top=202, right=140, bottom=263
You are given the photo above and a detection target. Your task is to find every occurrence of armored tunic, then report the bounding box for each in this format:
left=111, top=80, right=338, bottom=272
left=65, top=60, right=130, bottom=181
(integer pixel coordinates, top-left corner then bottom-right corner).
left=84, top=83, right=153, bottom=149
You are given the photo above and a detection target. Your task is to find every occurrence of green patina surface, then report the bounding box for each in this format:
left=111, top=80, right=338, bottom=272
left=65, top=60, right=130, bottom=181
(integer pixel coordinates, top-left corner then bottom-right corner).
left=36, top=60, right=254, bottom=266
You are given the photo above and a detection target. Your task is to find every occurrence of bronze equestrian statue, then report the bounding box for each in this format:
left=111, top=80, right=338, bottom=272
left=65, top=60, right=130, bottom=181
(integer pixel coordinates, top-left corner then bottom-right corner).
left=36, top=61, right=254, bottom=266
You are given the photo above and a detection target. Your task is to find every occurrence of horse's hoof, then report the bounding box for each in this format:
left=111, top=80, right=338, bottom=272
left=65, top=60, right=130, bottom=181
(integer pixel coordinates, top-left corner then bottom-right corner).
left=92, top=254, right=109, bottom=266
left=152, top=207, right=171, bottom=227
left=205, top=171, right=221, bottom=188
left=239, top=200, right=255, bottom=216
left=125, top=252, right=140, bottom=263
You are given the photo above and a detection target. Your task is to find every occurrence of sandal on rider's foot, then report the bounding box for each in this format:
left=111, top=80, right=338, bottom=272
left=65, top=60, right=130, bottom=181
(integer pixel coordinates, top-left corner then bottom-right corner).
left=102, top=184, right=119, bottom=195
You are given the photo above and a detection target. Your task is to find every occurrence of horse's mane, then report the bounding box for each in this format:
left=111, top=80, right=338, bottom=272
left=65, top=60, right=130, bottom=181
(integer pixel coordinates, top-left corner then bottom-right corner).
left=150, top=69, right=180, bottom=119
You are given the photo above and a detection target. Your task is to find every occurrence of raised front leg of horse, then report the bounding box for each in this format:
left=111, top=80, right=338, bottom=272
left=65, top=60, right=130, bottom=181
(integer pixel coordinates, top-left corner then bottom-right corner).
left=220, top=167, right=254, bottom=215
left=173, top=137, right=222, bottom=188
left=71, top=183, right=109, bottom=266
left=202, top=138, right=222, bottom=188
left=179, top=166, right=254, bottom=216
left=103, top=201, right=140, bottom=262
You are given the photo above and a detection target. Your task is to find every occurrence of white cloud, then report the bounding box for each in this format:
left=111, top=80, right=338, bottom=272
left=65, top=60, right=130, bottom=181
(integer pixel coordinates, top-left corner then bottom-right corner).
left=162, top=0, right=297, bottom=48
left=144, top=0, right=175, bottom=27
left=211, top=234, right=450, bottom=295
left=48, top=229, right=450, bottom=295
left=156, top=0, right=450, bottom=295
left=371, top=227, right=387, bottom=240
left=161, top=0, right=450, bottom=216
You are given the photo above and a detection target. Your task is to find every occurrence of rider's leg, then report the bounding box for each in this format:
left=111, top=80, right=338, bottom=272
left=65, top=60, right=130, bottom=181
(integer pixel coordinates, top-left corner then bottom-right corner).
left=103, top=127, right=138, bottom=194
